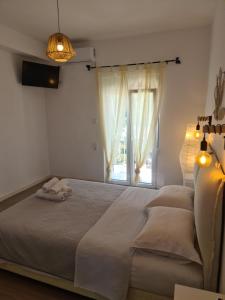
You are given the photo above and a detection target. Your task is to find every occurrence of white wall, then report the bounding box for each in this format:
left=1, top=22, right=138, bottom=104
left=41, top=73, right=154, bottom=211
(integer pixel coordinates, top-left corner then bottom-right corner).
left=205, top=0, right=225, bottom=167
left=0, top=23, right=47, bottom=61
left=204, top=0, right=225, bottom=293
left=0, top=48, right=50, bottom=200
left=46, top=63, right=102, bottom=181
left=46, top=27, right=210, bottom=185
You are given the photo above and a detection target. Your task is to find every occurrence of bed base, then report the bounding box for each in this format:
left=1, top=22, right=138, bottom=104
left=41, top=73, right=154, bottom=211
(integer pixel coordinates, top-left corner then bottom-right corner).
left=0, top=260, right=171, bottom=300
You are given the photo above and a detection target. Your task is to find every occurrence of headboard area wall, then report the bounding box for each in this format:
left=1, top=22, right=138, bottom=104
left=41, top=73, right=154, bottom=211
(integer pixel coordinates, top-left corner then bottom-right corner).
left=204, top=0, right=225, bottom=293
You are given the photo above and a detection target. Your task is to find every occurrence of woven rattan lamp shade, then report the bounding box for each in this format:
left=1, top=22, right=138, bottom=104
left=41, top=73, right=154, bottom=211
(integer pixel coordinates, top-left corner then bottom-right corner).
left=47, top=32, right=75, bottom=62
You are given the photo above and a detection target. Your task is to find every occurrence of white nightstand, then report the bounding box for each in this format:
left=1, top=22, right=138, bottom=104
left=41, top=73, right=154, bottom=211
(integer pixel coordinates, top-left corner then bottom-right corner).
left=174, top=285, right=225, bottom=300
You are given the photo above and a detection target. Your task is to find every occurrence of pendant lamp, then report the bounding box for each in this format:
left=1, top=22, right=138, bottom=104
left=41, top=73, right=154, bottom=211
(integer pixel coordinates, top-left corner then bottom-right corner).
left=46, top=0, right=75, bottom=62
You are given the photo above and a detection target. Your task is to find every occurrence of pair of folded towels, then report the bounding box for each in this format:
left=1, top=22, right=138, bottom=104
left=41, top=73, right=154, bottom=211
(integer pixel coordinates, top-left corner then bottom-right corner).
left=36, top=177, right=72, bottom=201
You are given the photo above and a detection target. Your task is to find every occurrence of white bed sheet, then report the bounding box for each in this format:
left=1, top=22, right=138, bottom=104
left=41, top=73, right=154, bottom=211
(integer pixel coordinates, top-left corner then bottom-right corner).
left=130, top=250, right=203, bottom=297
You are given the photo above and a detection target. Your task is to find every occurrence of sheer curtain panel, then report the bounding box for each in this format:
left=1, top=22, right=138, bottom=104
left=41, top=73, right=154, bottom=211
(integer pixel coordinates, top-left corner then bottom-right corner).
left=127, top=64, right=165, bottom=183
left=97, top=66, right=128, bottom=181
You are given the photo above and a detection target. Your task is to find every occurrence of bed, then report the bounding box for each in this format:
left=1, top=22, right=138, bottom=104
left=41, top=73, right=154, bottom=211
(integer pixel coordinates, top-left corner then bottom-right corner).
left=0, top=153, right=224, bottom=300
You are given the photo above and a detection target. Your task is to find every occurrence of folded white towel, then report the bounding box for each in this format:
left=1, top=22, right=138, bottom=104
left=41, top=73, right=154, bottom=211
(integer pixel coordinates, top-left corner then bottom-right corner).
left=42, top=177, right=59, bottom=192
left=61, top=179, right=73, bottom=192
left=35, top=189, right=70, bottom=202
left=49, top=180, right=72, bottom=194
left=62, top=185, right=72, bottom=193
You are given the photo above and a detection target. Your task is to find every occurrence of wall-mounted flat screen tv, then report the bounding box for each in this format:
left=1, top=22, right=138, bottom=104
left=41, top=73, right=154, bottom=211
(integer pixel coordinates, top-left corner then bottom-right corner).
left=22, top=61, right=60, bottom=89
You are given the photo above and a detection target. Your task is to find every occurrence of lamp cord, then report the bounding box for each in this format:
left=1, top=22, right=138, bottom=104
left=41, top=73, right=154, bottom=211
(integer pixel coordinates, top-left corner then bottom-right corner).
left=57, top=0, right=61, bottom=32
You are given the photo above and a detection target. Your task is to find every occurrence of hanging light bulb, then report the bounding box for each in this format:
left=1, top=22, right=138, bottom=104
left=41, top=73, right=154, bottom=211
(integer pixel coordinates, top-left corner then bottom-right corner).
left=56, top=42, right=64, bottom=52
left=196, top=152, right=212, bottom=167
left=194, top=121, right=201, bottom=139
left=194, top=131, right=200, bottom=139
left=46, top=0, right=75, bottom=62
left=196, top=134, right=212, bottom=168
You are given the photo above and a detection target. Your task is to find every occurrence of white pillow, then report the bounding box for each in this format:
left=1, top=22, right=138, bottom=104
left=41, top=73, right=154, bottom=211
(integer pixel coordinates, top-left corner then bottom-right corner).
left=132, top=206, right=202, bottom=265
left=146, top=185, right=194, bottom=211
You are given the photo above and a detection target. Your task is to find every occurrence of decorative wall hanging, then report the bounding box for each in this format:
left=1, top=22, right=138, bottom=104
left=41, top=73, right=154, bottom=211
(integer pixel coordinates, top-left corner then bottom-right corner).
left=213, top=68, right=225, bottom=121
left=193, top=68, right=225, bottom=168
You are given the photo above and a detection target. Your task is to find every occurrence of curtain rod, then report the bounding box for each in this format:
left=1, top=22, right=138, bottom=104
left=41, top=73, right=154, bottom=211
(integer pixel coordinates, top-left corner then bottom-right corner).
left=86, top=57, right=181, bottom=71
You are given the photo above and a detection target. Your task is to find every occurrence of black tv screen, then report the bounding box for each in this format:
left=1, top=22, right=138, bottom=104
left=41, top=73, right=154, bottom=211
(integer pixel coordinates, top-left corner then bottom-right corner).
left=22, top=61, right=60, bottom=89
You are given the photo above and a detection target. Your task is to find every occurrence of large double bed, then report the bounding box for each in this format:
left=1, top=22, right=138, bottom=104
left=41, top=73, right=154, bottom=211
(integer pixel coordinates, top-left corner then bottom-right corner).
left=0, top=153, right=224, bottom=300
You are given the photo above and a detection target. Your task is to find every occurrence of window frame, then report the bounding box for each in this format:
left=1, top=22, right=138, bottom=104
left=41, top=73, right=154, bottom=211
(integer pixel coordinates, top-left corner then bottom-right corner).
left=108, top=88, right=159, bottom=188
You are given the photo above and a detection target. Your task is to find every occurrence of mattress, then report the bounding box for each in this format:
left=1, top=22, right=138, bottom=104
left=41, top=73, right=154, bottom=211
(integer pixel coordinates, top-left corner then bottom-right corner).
left=130, top=250, right=203, bottom=297
left=0, top=179, right=126, bottom=280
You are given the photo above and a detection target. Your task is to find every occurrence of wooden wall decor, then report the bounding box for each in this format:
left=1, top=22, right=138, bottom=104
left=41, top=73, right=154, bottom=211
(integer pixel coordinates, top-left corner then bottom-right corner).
left=213, top=68, right=225, bottom=121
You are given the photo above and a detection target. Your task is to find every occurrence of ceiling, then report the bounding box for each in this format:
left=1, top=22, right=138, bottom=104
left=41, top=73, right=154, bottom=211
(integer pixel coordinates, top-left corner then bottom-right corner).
left=0, top=0, right=217, bottom=42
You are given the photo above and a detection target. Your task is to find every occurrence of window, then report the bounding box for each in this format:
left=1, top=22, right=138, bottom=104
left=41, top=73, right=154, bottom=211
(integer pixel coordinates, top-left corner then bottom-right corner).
left=111, top=89, right=158, bottom=186
left=97, top=64, right=164, bottom=187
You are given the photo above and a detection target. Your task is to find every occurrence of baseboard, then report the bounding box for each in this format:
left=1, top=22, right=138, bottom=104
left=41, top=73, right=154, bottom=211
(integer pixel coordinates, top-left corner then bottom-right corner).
left=0, top=175, right=51, bottom=202
left=52, top=174, right=105, bottom=183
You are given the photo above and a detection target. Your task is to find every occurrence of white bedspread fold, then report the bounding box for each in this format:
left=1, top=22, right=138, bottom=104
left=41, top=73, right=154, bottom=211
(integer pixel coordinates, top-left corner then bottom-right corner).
left=74, top=187, right=158, bottom=300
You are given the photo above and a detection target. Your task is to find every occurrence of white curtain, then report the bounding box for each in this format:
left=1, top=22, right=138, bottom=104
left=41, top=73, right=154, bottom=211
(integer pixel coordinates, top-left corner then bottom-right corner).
left=97, top=63, right=165, bottom=183
left=128, top=64, right=165, bottom=183
left=97, top=66, right=128, bottom=181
